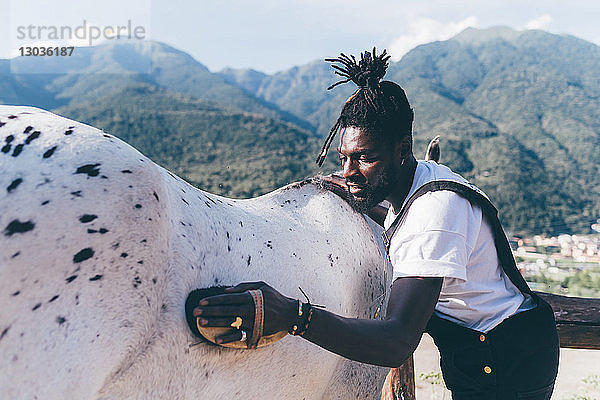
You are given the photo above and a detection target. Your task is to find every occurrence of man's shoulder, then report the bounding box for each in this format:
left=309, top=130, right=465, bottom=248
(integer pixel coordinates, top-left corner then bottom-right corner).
left=403, top=173, right=485, bottom=234
left=408, top=190, right=476, bottom=224
left=385, top=162, right=488, bottom=230
left=413, top=161, right=488, bottom=200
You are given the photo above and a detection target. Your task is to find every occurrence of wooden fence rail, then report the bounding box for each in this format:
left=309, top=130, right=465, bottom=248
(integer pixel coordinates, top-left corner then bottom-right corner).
left=381, top=291, right=600, bottom=400
left=537, top=292, right=600, bottom=350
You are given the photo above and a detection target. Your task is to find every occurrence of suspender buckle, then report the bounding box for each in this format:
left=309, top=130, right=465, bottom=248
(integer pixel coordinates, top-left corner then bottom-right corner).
left=382, top=231, right=389, bottom=248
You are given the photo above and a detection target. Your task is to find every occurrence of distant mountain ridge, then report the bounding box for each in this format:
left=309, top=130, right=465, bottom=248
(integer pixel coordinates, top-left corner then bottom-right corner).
left=221, top=27, right=600, bottom=235
left=2, top=40, right=313, bottom=131
left=1, top=27, right=598, bottom=235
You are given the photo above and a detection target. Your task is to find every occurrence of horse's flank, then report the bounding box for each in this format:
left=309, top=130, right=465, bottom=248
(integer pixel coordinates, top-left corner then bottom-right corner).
left=0, top=106, right=389, bottom=399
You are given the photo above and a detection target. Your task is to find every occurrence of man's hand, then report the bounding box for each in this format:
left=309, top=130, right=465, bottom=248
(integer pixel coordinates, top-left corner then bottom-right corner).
left=317, top=173, right=351, bottom=202
left=193, top=282, right=297, bottom=344
left=317, top=173, right=388, bottom=227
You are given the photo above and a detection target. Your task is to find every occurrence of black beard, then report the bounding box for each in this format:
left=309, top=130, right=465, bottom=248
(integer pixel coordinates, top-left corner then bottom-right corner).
left=346, top=169, right=393, bottom=214
left=347, top=187, right=381, bottom=213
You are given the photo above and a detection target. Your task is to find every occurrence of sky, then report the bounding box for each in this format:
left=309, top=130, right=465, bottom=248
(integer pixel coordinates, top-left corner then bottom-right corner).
left=3, top=0, right=600, bottom=74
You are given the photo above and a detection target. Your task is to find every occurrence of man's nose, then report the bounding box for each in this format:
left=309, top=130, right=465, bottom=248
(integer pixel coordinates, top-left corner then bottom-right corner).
left=342, top=158, right=359, bottom=179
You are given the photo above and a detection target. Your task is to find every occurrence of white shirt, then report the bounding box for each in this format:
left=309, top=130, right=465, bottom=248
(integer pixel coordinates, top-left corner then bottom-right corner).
left=383, top=161, right=533, bottom=332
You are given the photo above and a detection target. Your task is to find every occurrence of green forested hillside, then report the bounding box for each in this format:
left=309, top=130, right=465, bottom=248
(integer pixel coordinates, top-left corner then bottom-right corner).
left=54, top=84, right=337, bottom=198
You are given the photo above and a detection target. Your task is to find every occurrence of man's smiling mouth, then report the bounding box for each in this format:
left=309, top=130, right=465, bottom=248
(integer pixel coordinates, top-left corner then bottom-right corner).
left=348, top=184, right=367, bottom=195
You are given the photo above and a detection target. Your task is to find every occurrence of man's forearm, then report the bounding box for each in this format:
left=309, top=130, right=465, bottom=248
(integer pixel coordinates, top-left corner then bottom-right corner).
left=298, top=277, right=442, bottom=368
left=194, top=277, right=441, bottom=367
left=300, top=308, right=416, bottom=367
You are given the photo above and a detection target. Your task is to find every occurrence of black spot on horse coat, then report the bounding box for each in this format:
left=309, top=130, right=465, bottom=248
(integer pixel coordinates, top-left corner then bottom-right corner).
left=79, top=215, right=98, bottom=223
left=12, top=144, right=24, bottom=157
left=43, top=146, right=57, bottom=158
left=25, top=131, right=41, bottom=144
left=75, top=164, right=101, bottom=177
left=73, top=248, right=94, bottom=263
left=4, top=219, right=35, bottom=236
left=7, top=178, right=22, bottom=193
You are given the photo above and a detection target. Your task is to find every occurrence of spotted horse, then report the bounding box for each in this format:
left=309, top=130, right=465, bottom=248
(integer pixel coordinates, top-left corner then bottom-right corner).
left=0, top=106, right=392, bottom=399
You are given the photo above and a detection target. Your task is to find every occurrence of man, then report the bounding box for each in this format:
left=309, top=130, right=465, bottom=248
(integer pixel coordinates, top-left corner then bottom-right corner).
left=193, top=49, right=559, bottom=399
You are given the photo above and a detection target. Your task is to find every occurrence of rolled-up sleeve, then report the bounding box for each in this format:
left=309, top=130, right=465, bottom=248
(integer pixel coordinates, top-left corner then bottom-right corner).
left=388, top=191, right=481, bottom=283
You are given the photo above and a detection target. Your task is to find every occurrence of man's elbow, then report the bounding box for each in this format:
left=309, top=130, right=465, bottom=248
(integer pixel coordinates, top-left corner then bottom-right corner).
left=379, top=336, right=419, bottom=368
left=382, top=348, right=414, bottom=368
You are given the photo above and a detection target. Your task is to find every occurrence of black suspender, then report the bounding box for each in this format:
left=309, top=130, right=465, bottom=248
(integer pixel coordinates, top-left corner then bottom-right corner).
left=382, top=180, right=532, bottom=296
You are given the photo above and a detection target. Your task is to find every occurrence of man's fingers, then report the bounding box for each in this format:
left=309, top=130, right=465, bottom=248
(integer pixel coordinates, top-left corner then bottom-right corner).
left=194, top=304, right=253, bottom=317
left=196, top=317, right=251, bottom=329
left=321, top=179, right=344, bottom=189
left=320, top=180, right=341, bottom=190
left=322, top=182, right=346, bottom=192
left=224, top=282, right=265, bottom=293
left=197, top=292, right=250, bottom=306
left=319, top=177, right=351, bottom=200
left=322, top=174, right=345, bottom=184
left=215, top=330, right=245, bottom=345
left=321, top=175, right=348, bottom=189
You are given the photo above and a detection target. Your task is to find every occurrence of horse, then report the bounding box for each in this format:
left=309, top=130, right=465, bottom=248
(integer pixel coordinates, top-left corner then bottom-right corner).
left=0, top=106, right=391, bottom=399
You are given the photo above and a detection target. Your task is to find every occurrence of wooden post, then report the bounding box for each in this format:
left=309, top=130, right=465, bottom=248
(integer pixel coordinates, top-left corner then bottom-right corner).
left=380, top=355, right=415, bottom=400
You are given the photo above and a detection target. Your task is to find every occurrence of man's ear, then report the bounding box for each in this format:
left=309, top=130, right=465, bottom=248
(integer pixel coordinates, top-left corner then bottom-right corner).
left=394, top=135, right=412, bottom=161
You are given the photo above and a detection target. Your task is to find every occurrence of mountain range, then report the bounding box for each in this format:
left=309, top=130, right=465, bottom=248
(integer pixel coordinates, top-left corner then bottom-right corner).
left=1, top=27, right=598, bottom=236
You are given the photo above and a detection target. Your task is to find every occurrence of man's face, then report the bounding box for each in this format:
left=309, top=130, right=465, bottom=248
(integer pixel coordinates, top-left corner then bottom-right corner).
left=338, top=126, right=396, bottom=213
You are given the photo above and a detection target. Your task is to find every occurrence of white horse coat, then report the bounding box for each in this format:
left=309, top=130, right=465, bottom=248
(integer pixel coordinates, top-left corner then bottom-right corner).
left=0, top=106, right=390, bottom=399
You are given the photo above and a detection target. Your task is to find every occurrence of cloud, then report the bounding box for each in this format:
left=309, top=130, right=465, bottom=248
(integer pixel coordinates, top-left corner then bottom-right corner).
left=524, top=14, right=552, bottom=30
left=388, top=16, right=479, bottom=60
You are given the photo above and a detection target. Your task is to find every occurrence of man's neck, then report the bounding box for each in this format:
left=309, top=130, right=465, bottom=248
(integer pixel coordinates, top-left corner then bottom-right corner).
left=387, top=155, right=418, bottom=214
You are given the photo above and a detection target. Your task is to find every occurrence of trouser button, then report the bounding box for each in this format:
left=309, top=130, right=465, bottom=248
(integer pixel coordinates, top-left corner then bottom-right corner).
left=479, top=334, right=486, bottom=342
left=483, top=365, right=492, bottom=374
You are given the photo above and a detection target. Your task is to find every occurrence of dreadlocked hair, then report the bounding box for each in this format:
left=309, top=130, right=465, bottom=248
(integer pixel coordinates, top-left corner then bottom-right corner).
left=316, top=47, right=414, bottom=166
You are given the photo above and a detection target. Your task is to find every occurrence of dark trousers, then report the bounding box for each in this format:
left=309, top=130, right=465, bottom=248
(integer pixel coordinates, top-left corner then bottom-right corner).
left=426, top=296, right=559, bottom=400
